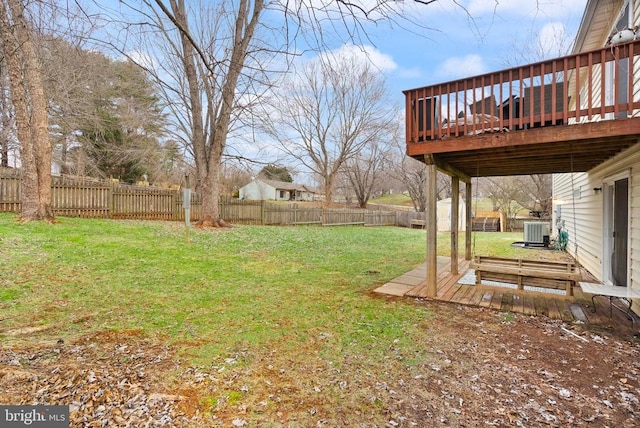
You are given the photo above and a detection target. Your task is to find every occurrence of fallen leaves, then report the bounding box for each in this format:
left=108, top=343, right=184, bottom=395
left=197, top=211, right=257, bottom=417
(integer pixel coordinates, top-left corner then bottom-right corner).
left=0, top=305, right=639, bottom=426
left=0, top=332, right=199, bottom=427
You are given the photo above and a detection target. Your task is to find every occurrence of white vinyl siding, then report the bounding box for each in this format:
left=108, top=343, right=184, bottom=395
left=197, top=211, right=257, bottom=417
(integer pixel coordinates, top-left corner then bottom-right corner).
left=554, top=0, right=640, bottom=311
left=631, top=0, right=640, bottom=117
left=554, top=144, right=640, bottom=311
left=553, top=171, right=603, bottom=274
left=239, top=181, right=277, bottom=200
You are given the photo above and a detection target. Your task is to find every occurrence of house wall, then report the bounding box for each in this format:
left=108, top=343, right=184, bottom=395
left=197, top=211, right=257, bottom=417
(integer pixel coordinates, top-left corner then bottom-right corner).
left=239, top=180, right=276, bottom=200
left=240, top=181, right=317, bottom=201
left=298, top=191, right=314, bottom=202
left=553, top=0, right=640, bottom=311
left=553, top=171, right=602, bottom=275
left=274, top=189, right=290, bottom=201
left=553, top=142, right=640, bottom=310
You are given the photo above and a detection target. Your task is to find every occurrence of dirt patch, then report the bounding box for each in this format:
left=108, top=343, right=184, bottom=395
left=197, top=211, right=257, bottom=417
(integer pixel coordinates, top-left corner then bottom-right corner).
left=403, top=303, right=640, bottom=427
left=1, top=304, right=639, bottom=426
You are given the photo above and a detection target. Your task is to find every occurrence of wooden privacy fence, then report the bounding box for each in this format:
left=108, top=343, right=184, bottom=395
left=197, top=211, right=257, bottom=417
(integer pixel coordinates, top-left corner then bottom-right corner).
left=0, top=169, right=20, bottom=212
left=0, top=172, right=398, bottom=227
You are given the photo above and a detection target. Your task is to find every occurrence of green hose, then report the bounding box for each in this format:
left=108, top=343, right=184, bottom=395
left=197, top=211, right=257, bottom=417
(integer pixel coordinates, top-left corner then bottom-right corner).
left=557, top=230, right=569, bottom=251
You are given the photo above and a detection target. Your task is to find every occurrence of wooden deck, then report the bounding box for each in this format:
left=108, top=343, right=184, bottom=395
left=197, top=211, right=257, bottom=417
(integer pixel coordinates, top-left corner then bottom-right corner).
left=403, top=40, right=640, bottom=178
left=374, top=257, right=639, bottom=333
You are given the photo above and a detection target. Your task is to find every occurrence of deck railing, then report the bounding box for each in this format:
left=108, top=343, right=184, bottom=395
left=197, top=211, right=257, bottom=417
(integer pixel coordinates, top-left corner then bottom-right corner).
left=404, top=40, right=640, bottom=143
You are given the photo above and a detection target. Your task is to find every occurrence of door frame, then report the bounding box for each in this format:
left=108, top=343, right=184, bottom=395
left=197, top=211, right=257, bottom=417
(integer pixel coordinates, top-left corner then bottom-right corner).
left=602, top=170, right=630, bottom=286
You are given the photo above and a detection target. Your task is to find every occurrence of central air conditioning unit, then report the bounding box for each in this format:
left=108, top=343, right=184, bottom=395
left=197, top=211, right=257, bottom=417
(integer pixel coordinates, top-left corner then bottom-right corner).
left=523, top=221, right=550, bottom=247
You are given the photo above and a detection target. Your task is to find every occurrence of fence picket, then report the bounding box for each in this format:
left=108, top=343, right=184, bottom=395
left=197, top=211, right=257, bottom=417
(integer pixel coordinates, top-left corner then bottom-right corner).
left=0, top=169, right=21, bottom=212
left=0, top=171, right=399, bottom=227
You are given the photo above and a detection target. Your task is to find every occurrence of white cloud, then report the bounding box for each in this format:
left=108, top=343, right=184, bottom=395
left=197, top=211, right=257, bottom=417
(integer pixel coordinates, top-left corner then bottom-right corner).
left=436, top=54, right=487, bottom=80
left=124, top=50, right=158, bottom=70
left=320, top=43, right=398, bottom=73
left=537, top=21, right=571, bottom=56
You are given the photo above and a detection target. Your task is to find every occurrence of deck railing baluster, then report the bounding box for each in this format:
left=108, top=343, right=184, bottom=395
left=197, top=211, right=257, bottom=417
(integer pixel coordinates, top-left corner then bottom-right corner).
left=403, top=40, right=640, bottom=143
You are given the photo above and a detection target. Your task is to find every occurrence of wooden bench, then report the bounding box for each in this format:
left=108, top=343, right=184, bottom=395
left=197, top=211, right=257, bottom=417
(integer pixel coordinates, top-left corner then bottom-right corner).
left=469, top=255, right=581, bottom=296
left=410, top=219, right=426, bottom=229
left=579, top=282, right=640, bottom=321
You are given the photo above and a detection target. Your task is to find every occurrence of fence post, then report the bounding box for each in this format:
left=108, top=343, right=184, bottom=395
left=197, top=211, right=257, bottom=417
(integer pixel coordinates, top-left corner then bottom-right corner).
left=183, top=176, right=191, bottom=243
left=261, top=200, right=265, bottom=225
left=172, top=189, right=178, bottom=221
left=108, top=182, right=114, bottom=219
left=293, top=203, right=297, bottom=225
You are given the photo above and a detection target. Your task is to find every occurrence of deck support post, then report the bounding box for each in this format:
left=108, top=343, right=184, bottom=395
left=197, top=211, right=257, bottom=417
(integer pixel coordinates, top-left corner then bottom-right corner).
left=451, top=176, right=459, bottom=275
left=465, top=181, right=472, bottom=260
left=425, top=158, right=438, bottom=298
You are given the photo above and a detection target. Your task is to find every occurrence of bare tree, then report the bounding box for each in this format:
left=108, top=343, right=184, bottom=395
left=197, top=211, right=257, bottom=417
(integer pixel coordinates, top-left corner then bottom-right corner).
left=101, top=0, right=461, bottom=225
left=514, top=174, right=552, bottom=218
left=495, top=22, right=569, bottom=210
left=343, top=140, right=393, bottom=208
left=221, top=162, right=254, bottom=197
left=148, top=139, right=187, bottom=187
left=437, top=172, right=453, bottom=200
left=502, top=22, right=574, bottom=69
left=266, top=53, right=397, bottom=206
left=480, top=176, right=529, bottom=230
left=0, top=0, right=478, bottom=222
left=387, top=137, right=456, bottom=212
left=395, top=156, right=429, bottom=212
left=107, top=0, right=271, bottom=226
left=333, top=170, right=354, bottom=205
left=0, top=0, right=53, bottom=220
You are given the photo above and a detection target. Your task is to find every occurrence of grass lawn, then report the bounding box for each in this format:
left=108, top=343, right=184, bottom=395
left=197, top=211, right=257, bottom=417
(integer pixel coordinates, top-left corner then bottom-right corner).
left=369, top=195, right=527, bottom=217
left=0, top=213, right=562, bottom=424
left=368, top=193, right=414, bottom=207
left=1, top=214, right=425, bottom=346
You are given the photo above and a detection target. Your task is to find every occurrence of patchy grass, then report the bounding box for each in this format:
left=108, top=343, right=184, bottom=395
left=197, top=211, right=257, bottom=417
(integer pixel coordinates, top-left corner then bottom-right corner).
left=370, top=195, right=499, bottom=212
left=369, top=193, right=414, bottom=207
left=0, top=213, right=571, bottom=424
left=370, top=195, right=531, bottom=220
left=431, top=230, right=570, bottom=262
left=0, top=214, right=429, bottom=355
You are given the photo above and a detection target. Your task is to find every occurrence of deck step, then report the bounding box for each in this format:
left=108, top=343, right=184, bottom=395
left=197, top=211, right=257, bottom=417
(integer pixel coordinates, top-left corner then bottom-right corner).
left=569, top=303, right=588, bottom=322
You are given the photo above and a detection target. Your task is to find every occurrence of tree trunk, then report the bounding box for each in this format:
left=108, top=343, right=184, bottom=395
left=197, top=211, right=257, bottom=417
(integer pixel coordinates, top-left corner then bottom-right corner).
left=197, top=155, right=226, bottom=227
left=0, top=0, right=53, bottom=221
left=166, top=0, right=262, bottom=227
left=324, top=175, right=334, bottom=207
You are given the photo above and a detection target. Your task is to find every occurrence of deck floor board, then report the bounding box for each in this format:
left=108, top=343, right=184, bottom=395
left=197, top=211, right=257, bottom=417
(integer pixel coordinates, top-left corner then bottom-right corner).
left=373, top=256, right=638, bottom=332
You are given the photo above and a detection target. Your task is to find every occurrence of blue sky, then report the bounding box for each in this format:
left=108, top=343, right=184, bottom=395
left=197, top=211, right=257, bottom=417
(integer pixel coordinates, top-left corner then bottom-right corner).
left=98, top=0, right=592, bottom=180
left=248, top=0, right=591, bottom=182
left=110, top=0, right=590, bottom=116
left=326, top=0, right=589, bottom=99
